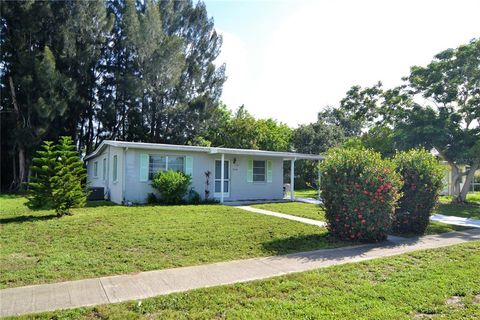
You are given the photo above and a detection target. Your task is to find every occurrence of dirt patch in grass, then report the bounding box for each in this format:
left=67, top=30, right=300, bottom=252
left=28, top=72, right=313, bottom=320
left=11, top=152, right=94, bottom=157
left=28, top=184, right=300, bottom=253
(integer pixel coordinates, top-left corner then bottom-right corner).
left=472, top=294, right=480, bottom=304
left=445, top=296, right=465, bottom=308
left=413, top=313, right=435, bottom=319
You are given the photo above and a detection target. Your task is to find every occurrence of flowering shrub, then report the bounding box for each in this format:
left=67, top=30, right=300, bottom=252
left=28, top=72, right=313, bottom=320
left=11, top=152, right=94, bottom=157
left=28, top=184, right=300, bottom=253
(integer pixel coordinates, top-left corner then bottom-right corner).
left=392, top=149, right=444, bottom=235
left=319, top=148, right=402, bottom=242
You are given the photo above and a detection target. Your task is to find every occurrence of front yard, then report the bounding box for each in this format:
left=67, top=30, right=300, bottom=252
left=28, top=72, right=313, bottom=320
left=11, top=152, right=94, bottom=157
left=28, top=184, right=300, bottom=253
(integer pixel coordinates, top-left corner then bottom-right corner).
left=438, top=193, right=480, bottom=220
left=0, top=196, right=344, bottom=289
left=10, top=241, right=480, bottom=319
left=252, top=201, right=472, bottom=235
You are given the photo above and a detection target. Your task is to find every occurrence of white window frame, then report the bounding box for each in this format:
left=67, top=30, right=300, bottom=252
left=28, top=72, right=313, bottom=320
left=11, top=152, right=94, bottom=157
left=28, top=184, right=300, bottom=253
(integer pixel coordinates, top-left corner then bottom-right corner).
left=214, top=159, right=230, bottom=198
left=112, top=155, right=118, bottom=183
left=93, top=161, right=98, bottom=178
left=253, top=160, right=266, bottom=182
left=148, top=155, right=186, bottom=180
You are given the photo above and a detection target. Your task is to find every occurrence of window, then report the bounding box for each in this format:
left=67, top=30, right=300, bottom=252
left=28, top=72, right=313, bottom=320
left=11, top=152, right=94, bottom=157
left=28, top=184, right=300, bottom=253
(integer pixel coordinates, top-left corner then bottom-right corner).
left=102, top=158, right=107, bottom=180
left=253, top=160, right=266, bottom=182
left=168, top=156, right=185, bottom=172
left=113, top=155, right=118, bottom=182
left=93, top=161, right=98, bottom=178
left=149, top=155, right=166, bottom=180
left=148, top=155, right=185, bottom=180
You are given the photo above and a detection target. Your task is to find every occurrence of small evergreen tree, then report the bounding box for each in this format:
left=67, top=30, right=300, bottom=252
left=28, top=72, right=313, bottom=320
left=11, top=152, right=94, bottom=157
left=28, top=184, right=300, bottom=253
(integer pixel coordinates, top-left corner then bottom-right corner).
left=50, top=136, right=88, bottom=216
left=26, top=141, right=57, bottom=209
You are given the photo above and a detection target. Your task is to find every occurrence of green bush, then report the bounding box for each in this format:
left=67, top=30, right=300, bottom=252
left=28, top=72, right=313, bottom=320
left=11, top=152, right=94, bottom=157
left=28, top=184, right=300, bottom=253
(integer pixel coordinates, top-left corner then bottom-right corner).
left=392, top=149, right=444, bottom=235
left=187, top=189, right=202, bottom=204
left=151, top=170, right=191, bottom=205
left=320, top=148, right=402, bottom=242
left=146, top=192, right=158, bottom=204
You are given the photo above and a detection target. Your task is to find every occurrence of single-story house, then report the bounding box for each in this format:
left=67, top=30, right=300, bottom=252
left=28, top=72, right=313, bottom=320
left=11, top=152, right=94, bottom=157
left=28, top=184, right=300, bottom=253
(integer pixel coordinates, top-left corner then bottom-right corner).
left=84, top=140, right=324, bottom=204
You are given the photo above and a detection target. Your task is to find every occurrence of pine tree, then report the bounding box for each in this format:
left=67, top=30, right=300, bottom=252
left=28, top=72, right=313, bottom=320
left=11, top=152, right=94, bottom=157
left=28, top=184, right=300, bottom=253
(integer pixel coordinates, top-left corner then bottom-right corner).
left=26, top=141, right=57, bottom=210
left=50, top=137, right=88, bottom=216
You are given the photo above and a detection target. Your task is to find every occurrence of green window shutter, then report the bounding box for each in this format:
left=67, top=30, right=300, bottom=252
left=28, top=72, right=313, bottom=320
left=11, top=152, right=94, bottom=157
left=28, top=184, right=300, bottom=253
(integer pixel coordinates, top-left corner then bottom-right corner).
left=267, top=160, right=273, bottom=183
left=247, top=159, right=253, bottom=183
left=140, top=153, right=149, bottom=182
left=185, top=156, right=193, bottom=176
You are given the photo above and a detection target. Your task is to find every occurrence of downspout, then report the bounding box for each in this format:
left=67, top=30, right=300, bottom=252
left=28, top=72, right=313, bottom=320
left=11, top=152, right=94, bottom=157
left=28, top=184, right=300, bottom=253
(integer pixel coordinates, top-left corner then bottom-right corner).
left=122, top=147, right=128, bottom=204
left=106, top=146, right=111, bottom=200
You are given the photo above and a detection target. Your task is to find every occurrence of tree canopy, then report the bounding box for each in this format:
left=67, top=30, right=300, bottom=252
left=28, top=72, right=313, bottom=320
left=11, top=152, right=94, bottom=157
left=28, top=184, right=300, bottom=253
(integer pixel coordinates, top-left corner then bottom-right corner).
left=1, top=0, right=225, bottom=191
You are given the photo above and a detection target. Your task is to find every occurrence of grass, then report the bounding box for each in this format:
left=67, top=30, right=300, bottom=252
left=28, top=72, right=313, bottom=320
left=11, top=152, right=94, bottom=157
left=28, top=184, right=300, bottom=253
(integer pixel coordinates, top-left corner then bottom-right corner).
left=251, top=202, right=470, bottom=236
left=10, top=241, right=480, bottom=319
left=436, top=192, right=480, bottom=220
left=435, top=203, right=480, bottom=220
left=439, top=192, right=480, bottom=205
left=294, top=188, right=318, bottom=198
left=0, top=195, right=344, bottom=289
left=414, top=221, right=469, bottom=237
left=252, top=202, right=326, bottom=221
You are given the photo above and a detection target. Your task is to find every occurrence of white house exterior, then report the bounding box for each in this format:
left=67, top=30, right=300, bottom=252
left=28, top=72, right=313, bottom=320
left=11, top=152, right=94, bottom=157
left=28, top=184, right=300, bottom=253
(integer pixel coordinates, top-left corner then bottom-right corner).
left=84, top=140, right=324, bottom=204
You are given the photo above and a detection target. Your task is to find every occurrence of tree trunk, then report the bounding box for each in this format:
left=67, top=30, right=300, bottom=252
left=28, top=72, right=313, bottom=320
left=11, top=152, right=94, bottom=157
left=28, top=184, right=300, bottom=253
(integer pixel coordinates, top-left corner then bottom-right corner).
left=450, top=164, right=461, bottom=196
left=9, top=76, right=26, bottom=191
left=455, top=160, right=479, bottom=203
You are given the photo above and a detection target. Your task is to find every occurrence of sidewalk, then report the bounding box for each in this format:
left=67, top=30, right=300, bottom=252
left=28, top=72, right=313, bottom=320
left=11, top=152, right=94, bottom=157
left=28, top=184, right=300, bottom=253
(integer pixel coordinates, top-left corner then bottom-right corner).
left=236, top=205, right=327, bottom=227
left=1, top=228, right=479, bottom=318
left=431, top=214, right=480, bottom=228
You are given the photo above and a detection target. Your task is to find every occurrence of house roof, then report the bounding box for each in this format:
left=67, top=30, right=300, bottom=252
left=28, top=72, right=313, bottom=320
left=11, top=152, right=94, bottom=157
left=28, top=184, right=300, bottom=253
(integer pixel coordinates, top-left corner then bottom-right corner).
left=84, top=140, right=325, bottom=161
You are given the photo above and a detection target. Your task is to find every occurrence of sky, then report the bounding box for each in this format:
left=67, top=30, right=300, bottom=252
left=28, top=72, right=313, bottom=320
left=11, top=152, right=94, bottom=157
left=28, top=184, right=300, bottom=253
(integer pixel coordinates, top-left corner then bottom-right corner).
left=204, top=0, right=480, bottom=127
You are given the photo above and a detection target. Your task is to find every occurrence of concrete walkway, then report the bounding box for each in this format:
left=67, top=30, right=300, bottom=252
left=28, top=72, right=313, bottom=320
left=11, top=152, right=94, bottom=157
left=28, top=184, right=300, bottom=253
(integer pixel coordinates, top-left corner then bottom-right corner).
left=431, top=214, right=480, bottom=228
left=236, top=205, right=327, bottom=227
left=1, top=229, right=480, bottom=317
left=295, top=197, right=322, bottom=205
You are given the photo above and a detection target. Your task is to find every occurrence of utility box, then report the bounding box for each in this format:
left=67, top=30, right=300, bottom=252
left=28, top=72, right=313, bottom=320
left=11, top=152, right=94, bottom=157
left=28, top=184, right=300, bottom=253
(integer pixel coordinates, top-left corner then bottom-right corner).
left=88, top=187, right=104, bottom=201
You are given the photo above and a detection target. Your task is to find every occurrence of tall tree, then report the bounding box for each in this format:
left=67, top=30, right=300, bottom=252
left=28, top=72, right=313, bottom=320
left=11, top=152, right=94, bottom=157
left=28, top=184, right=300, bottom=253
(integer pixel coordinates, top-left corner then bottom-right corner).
left=400, top=39, right=480, bottom=202
left=59, top=0, right=112, bottom=153
left=157, top=0, right=226, bottom=144
left=292, top=120, right=345, bottom=188
left=1, top=1, right=75, bottom=190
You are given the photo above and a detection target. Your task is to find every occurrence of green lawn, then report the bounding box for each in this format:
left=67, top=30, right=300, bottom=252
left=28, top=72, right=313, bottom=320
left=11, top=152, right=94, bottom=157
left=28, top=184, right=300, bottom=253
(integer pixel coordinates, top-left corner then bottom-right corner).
left=435, top=192, right=480, bottom=220
left=294, top=188, right=318, bottom=198
left=11, top=241, right=480, bottom=320
left=251, top=202, right=470, bottom=235
left=252, top=202, right=326, bottom=221
left=0, top=195, right=343, bottom=289
left=439, top=192, right=480, bottom=205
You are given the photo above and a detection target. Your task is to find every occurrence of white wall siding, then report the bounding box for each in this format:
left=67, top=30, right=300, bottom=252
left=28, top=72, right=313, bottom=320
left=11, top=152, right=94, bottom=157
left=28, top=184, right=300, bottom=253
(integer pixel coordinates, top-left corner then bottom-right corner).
left=88, top=146, right=285, bottom=204
left=228, top=155, right=284, bottom=201
left=121, top=149, right=284, bottom=204
left=86, top=152, right=107, bottom=188
left=124, top=149, right=211, bottom=203
left=108, top=146, right=124, bottom=204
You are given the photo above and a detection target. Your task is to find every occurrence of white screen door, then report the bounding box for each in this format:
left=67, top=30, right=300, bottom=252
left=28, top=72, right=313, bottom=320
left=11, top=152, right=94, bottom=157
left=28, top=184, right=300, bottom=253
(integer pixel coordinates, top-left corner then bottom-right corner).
left=214, top=160, right=230, bottom=197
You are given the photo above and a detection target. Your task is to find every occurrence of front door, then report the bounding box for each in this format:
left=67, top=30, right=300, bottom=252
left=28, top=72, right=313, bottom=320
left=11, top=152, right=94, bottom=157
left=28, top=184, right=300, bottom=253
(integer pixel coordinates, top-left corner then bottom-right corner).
left=214, top=159, right=230, bottom=198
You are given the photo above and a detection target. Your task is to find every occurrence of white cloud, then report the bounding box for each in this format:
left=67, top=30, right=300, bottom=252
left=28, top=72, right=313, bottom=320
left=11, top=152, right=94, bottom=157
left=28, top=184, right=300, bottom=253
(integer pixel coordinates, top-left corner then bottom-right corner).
left=217, top=0, right=480, bottom=127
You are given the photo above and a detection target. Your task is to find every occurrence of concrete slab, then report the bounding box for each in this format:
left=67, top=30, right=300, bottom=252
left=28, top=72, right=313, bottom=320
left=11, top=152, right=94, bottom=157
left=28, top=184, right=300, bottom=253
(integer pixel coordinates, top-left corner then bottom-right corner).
left=295, top=197, right=322, bottom=205
left=236, top=205, right=327, bottom=227
left=0, top=278, right=109, bottom=317
left=431, top=214, right=480, bottom=228
left=1, top=228, right=480, bottom=318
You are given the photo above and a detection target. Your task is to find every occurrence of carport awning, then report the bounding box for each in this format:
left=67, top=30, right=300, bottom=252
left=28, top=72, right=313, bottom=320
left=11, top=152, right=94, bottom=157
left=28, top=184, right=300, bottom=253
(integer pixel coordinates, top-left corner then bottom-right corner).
left=208, top=147, right=324, bottom=160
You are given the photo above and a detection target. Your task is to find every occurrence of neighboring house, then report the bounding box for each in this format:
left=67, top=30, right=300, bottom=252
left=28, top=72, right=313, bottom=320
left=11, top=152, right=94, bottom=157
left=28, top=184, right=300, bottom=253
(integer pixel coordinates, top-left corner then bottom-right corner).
left=440, top=161, right=480, bottom=195
left=84, top=140, right=324, bottom=204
